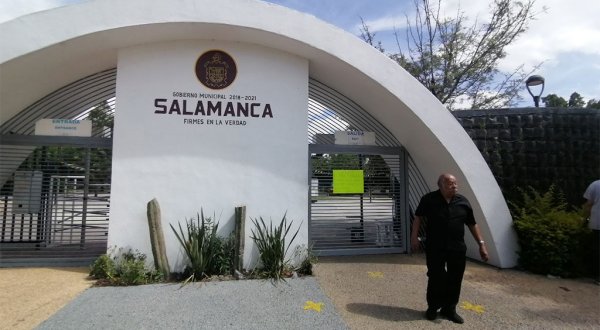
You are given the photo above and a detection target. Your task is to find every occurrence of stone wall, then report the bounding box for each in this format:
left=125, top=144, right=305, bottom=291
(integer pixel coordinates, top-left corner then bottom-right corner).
left=454, top=108, right=600, bottom=206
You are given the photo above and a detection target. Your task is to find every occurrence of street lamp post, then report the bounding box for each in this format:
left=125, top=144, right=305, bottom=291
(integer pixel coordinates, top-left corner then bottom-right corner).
left=525, top=75, right=545, bottom=107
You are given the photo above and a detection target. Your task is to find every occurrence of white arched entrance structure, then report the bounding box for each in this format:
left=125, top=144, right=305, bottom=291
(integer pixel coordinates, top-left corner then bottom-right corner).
left=0, top=0, right=518, bottom=267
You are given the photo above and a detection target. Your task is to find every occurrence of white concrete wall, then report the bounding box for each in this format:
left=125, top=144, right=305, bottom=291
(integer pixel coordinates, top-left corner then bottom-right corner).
left=111, top=40, right=308, bottom=271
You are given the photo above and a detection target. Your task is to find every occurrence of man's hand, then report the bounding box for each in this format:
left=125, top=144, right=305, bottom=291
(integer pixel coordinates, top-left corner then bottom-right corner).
left=411, top=236, right=421, bottom=253
left=479, top=244, right=489, bottom=262
left=467, top=224, right=489, bottom=262
left=411, top=216, right=423, bottom=253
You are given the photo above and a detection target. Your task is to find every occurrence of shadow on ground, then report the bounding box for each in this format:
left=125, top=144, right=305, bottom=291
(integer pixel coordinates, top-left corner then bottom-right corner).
left=316, top=254, right=425, bottom=266
left=346, top=303, right=423, bottom=322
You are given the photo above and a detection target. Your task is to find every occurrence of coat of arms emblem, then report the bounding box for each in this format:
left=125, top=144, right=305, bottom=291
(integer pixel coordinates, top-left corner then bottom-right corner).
left=195, top=50, right=237, bottom=89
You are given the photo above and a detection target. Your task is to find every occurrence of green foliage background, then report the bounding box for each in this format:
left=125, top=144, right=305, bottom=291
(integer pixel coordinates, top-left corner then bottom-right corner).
left=511, top=186, right=591, bottom=277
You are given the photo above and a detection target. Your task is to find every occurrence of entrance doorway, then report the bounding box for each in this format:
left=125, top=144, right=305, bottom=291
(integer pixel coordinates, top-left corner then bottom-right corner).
left=309, top=144, right=408, bottom=256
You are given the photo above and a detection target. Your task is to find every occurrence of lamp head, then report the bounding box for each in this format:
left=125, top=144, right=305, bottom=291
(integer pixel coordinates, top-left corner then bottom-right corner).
left=526, top=75, right=545, bottom=87
left=525, top=75, right=545, bottom=107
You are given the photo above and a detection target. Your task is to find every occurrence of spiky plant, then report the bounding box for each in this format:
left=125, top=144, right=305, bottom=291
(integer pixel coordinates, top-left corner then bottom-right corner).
left=250, top=213, right=301, bottom=280
left=171, top=210, right=221, bottom=282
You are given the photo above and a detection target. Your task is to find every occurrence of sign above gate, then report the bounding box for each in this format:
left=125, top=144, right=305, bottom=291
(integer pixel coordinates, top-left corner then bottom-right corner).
left=35, top=119, right=92, bottom=137
left=334, top=131, right=375, bottom=145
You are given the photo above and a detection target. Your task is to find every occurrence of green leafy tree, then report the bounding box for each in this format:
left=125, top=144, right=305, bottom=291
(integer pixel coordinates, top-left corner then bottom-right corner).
left=542, top=94, right=568, bottom=107
left=363, top=155, right=391, bottom=193
left=361, top=0, right=537, bottom=110
left=543, top=92, right=598, bottom=109
left=586, top=99, right=600, bottom=109
left=359, top=17, right=385, bottom=53
left=87, top=100, right=114, bottom=137
left=568, top=92, right=585, bottom=107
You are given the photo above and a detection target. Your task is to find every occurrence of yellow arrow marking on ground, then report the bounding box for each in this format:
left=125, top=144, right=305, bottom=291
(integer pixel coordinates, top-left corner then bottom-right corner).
left=367, top=271, right=384, bottom=278
left=461, top=301, right=485, bottom=314
left=304, top=301, right=325, bottom=312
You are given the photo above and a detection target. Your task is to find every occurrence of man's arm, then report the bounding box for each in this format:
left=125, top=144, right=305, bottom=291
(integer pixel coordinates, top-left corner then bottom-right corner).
left=467, top=224, right=489, bottom=262
left=411, top=215, right=423, bottom=253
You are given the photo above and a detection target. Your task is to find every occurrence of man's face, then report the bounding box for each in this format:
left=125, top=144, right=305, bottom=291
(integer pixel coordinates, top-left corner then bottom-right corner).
left=440, top=175, right=458, bottom=198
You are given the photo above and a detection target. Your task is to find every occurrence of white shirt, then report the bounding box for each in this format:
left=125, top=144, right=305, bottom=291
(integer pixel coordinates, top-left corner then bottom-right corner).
left=584, top=180, right=600, bottom=230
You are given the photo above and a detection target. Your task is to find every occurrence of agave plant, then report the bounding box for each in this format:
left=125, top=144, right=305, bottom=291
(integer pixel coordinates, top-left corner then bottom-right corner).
left=250, top=213, right=301, bottom=280
left=170, top=210, right=222, bottom=282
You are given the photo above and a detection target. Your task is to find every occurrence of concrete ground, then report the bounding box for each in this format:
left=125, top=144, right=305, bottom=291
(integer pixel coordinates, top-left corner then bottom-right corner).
left=1, top=254, right=599, bottom=329
left=0, top=267, right=94, bottom=330
left=314, top=254, right=600, bottom=329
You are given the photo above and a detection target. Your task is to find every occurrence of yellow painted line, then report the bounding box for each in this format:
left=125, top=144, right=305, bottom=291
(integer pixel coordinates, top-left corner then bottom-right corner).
left=461, top=301, right=485, bottom=314
left=367, top=271, right=384, bottom=278
left=304, top=301, right=325, bottom=312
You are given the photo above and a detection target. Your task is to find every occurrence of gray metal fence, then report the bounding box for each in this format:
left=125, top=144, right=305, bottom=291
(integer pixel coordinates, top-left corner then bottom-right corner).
left=308, top=79, right=431, bottom=254
left=309, top=145, right=408, bottom=256
left=0, top=136, right=111, bottom=267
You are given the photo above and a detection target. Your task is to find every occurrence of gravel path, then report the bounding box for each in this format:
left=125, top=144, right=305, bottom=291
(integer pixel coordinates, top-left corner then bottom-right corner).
left=35, top=278, right=348, bottom=330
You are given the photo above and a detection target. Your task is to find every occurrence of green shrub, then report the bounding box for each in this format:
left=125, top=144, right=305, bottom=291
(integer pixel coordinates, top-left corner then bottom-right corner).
left=171, top=210, right=233, bottom=281
left=89, top=247, right=163, bottom=285
left=250, top=213, right=301, bottom=280
left=293, top=244, right=317, bottom=276
left=212, top=233, right=235, bottom=276
left=114, top=250, right=155, bottom=285
left=511, top=185, right=590, bottom=277
left=89, top=254, right=115, bottom=280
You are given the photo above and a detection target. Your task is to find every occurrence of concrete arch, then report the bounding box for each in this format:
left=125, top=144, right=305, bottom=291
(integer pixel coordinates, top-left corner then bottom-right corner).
left=0, top=0, right=517, bottom=267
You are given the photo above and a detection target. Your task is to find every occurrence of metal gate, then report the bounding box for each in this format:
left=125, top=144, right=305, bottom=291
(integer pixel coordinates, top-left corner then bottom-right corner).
left=0, top=135, right=112, bottom=266
left=309, top=144, right=408, bottom=256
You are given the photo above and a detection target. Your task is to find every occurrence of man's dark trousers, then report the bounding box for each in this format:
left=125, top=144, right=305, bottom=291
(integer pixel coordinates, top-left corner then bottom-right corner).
left=425, top=248, right=466, bottom=311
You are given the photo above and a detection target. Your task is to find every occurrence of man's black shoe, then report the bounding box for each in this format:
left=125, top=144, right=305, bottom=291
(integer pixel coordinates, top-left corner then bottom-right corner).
left=425, top=308, right=438, bottom=320
left=441, top=309, right=464, bottom=324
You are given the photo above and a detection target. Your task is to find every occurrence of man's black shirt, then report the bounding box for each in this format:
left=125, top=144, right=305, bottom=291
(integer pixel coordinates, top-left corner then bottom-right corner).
left=415, top=190, right=476, bottom=252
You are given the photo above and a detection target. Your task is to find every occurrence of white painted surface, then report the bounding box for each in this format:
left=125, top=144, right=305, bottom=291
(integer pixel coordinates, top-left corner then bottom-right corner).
left=0, top=0, right=518, bottom=267
left=111, top=41, right=308, bottom=270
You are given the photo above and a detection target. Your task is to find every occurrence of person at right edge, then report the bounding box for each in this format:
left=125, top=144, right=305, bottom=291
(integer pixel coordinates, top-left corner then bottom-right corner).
left=583, top=179, right=600, bottom=284
left=411, top=173, right=489, bottom=324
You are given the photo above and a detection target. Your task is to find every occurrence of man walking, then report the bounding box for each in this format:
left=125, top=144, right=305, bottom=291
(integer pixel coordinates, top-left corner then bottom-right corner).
left=411, top=173, right=489, bottom=323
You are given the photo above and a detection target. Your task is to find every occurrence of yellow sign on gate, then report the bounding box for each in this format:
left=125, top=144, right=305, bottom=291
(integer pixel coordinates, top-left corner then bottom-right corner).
left=333, top=170, right=364, bottom=194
